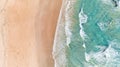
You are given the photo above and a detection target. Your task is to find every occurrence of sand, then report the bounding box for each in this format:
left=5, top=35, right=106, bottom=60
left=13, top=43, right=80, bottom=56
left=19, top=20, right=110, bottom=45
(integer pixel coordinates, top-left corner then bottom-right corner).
left=0, top=0, right=62, bottom=67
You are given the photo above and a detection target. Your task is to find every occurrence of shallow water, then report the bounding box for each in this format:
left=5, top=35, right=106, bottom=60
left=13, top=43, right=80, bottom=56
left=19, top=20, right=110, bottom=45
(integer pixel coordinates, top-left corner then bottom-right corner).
left=53, top=0, right=120, bottom=67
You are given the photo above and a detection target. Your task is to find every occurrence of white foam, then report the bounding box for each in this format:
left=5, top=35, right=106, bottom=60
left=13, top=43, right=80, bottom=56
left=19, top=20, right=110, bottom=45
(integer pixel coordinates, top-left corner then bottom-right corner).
left=78, top=8, right=88, bottom=50
left=65, top=1, right=73, bottom=47
left=118, top=1, right=120, bottom=7
left=79, top=8, right=88, bottom=40
left=97, top=22, right=106, bottom=31
left=85, top=40, right=120, bottom=66
left=83, top=43, right=86, bottom=48
left=65, top=20, right=72, bottom=47
left=53, top=0, right=72, bottom=67
left=79, top=8, right=88, bottom=24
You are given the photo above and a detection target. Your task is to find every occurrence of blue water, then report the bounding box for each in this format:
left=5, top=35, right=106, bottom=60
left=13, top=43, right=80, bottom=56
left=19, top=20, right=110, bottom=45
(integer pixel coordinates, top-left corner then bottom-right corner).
left=64, top=0, right=120, bottom=67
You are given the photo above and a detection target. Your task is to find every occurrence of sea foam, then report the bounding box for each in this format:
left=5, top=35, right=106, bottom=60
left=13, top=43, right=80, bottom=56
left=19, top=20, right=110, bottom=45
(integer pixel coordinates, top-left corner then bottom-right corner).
left=78, top=8, right=88, bottom=50
left=79, top=8, right=88, bottom=41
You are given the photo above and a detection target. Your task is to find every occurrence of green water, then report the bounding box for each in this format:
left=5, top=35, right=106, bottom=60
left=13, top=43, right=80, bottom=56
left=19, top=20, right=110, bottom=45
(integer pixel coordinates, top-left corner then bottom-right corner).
left=65, top=0, right=120, bottom=67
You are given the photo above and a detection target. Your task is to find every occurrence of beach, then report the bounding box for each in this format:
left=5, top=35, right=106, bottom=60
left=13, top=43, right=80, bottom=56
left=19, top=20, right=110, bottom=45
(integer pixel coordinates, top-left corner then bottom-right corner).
left=0, top=0, right=62, bottom=67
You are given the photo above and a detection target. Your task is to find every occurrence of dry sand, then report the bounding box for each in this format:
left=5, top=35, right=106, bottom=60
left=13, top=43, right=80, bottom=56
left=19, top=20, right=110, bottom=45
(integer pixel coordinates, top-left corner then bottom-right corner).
left=0, top=0, right=62, bottom=67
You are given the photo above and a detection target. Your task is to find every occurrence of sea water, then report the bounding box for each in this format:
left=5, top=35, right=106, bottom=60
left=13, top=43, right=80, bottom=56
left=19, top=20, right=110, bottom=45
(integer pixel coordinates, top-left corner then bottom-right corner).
left=53, top=0, right=120, bottom=67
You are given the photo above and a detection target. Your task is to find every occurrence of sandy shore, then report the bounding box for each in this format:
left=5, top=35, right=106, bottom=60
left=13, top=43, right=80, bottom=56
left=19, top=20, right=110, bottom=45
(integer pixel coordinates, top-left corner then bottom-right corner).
left=35, top=0, right=62, bottom=67
left=0, top=0, right=62, bottom=67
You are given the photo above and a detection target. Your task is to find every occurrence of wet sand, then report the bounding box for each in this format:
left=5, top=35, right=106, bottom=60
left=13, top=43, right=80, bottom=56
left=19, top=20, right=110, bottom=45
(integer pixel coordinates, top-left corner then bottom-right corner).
left=0, top=0, right=62, bottom=67
left=35, top=0, right=62, bottom=67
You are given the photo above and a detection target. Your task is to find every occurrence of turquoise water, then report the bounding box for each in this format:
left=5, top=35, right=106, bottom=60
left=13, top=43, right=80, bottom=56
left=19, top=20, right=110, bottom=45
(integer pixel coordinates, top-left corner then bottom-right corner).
left=64, top=0, right=120, bottom=67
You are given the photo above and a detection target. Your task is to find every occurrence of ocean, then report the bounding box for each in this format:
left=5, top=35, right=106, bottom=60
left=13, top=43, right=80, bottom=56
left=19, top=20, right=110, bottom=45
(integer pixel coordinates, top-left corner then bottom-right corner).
left=53, top=0, right=120, bottom=67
